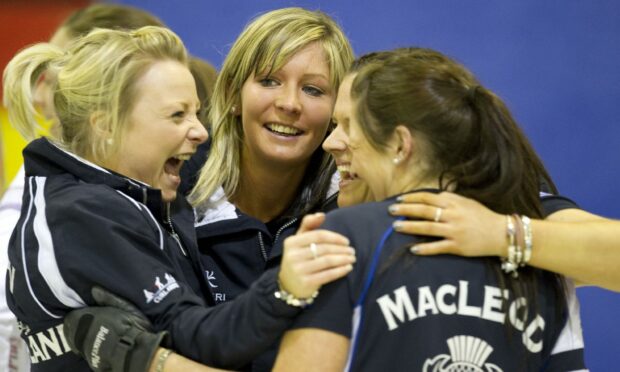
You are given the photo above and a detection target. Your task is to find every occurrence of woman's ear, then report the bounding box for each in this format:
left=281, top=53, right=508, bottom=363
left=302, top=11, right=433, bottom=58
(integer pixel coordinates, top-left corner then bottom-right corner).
left=89, top=111, right=113, bottom=144
left=391, top=125, right=413, bottom=164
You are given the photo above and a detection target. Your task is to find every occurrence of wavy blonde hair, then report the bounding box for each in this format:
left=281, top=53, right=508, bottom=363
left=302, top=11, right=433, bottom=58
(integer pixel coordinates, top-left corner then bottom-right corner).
left=3, top=26, right=188, bottom=163
left=190, top=7, right=354, bottom=212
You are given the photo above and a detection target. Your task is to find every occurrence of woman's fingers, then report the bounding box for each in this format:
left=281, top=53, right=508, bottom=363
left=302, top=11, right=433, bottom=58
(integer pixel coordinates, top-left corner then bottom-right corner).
left=297, top=213, right=326, bottom=234
left=389, top=203, right=445, bottom=221
left=302, top=264, right=354, bottom=287
left=284, top=229, right=350, bottom=248
left=297, top=243, right=356, bottom=261
left=410, top=239, right=456, bottom=256
left=393, top=220, right=451, bottom=238
left=280, top=230, right=356, bottom=298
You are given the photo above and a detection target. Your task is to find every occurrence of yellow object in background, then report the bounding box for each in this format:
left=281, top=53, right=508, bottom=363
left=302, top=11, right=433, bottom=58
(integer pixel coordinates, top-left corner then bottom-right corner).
left=1, top=106, right=29, bottom=191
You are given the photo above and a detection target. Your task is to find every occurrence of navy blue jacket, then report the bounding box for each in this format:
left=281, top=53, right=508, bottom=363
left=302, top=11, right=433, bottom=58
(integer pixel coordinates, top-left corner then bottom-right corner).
left=6, top=138, right=299, bottom=371
left=291, top=192, right=586, bottom=371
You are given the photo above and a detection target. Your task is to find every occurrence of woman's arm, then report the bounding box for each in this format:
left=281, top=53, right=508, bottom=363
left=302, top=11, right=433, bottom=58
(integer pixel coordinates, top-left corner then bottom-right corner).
left=389, top=191, right=620, bottom=291
left=62, top=212, right=355, bottom=370
left=272, top=329, right=349, bottom=372
left=150, top=337, right=346, bottom=372
left=150, top=348, right=233, bottom=372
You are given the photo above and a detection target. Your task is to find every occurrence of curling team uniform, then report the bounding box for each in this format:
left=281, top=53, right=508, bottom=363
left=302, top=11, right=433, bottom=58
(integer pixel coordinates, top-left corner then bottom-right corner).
left=291, top=191, right=586, bottom=372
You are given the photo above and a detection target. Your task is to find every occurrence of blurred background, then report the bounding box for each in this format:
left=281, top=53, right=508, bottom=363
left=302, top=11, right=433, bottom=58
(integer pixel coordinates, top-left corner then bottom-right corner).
left=1, top=0, right=618, bottom=368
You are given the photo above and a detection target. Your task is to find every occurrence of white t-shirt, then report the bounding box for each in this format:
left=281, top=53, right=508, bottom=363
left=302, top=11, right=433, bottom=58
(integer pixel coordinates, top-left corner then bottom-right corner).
left=0, top=166, right=30, bottom=371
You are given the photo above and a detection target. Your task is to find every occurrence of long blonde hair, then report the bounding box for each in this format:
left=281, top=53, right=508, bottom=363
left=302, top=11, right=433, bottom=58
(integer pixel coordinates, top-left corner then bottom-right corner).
left=3, top=26, right=188, bottom=163
left=190, top=7, right=354, bottom=213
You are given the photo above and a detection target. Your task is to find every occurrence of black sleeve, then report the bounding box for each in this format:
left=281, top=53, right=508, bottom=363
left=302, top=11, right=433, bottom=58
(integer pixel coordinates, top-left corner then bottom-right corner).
left=539, top=193, right=580, bottom=217
left=166, top=268, right=301, bottom=368
left=50, top=187, right=298, bottom=369
left=287, top=213, right=361, bottom=338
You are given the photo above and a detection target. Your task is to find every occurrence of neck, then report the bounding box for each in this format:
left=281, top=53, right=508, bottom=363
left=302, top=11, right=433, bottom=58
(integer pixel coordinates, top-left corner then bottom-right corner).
left=386, top=165, right=440, bottom=199
left=231, top=151, right=308, bottom=223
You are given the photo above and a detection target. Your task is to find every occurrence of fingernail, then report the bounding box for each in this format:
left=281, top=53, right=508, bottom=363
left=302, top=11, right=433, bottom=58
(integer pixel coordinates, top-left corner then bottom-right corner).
left=346, top=264, right=353, bottom=271
left=396, top=196, right=403, bottom=202
left=348, top=247, right=356, bottom=255
left=393, top=221, right=403, bottom=231
left=388, top=205, right=398, bottom=214
left=410, top=245, right=420, bottom=254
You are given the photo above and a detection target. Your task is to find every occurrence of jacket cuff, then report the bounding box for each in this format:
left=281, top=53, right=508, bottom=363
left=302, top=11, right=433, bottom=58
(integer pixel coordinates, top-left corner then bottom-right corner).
left=254, top=268, right=302, bottom=317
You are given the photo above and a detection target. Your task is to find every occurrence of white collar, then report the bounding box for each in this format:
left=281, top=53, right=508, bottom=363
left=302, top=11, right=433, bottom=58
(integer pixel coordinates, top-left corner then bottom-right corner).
left=194, top=186, right=238, bottom=227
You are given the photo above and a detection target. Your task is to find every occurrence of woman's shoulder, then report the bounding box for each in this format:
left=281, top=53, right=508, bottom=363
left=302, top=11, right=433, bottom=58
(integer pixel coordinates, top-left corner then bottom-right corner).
left=37, top=175, right=149, bottom=224
left=322, top=200, right=396, bottom=256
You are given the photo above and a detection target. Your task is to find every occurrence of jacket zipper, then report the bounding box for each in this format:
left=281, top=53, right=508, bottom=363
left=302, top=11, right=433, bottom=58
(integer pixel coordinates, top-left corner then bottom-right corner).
left=166, top=203, right=187, bottom=256
left=258, top=232, right=268, bottom=261
left=257, top=217, right=298, bottom=262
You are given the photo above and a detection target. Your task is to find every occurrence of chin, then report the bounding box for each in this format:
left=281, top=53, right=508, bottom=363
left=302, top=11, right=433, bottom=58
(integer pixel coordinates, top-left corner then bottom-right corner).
left=337, top=194, right=358, bottom=208
left=162, top=190, right=178, bottom=203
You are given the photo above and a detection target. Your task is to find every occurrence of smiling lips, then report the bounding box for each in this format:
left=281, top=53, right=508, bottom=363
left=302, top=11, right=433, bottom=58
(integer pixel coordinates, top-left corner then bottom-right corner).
left=265, top=123, right=304, bottom=137
left=337, top=163, right=358, bottom=187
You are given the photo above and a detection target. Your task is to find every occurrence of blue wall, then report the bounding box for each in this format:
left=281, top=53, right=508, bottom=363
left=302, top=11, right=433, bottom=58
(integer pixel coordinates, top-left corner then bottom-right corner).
left=113, top=0, right=620, bottom=368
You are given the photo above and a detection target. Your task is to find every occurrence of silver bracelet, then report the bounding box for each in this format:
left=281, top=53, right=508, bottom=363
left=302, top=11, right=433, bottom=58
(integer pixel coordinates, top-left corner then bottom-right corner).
left=274, top=281, right=319, bottom=308
left=501, top=215, right=519, bottom=277
left=521, top=215, right=533, bottom=265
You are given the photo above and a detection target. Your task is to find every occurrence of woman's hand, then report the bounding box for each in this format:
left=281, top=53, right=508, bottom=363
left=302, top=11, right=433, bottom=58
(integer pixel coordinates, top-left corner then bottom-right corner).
left=278, top=213, right=355, bottom=298
left=389, top=192, right=506, bottom=258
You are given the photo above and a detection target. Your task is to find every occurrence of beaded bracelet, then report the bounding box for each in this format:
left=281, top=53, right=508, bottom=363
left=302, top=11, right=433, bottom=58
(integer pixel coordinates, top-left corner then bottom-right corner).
left=501, top=215, right=519, bottom=277
left=501, top=214, right=534, bottom=277
left=521, top=215, right=533, bottom=266
left=274, top=281, right=319, bottom=308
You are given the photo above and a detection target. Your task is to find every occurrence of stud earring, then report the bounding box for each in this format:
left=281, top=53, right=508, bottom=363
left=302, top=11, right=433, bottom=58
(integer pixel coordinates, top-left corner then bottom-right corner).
left=106, top=138, right=113, bottom=145
left=230, top=105, right=238, bottom=115
left=392, top=157, right=401, bottom=165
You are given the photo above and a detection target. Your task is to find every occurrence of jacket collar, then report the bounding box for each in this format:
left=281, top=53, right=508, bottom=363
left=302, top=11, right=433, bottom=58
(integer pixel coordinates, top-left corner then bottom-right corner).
left=194, top=170, right=341, bottom=228
left=24, top=138, right=167, bottom=222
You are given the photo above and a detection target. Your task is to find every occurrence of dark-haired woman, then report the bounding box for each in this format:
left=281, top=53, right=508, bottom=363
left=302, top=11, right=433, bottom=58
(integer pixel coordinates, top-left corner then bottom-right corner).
left=273, top=48, right=586, bottom=371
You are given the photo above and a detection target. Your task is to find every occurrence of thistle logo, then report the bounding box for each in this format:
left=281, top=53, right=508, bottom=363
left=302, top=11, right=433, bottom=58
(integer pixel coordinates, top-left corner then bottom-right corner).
left=144, top=273, right=180, bottom=304
left=423, top=335, right=502, bottom=372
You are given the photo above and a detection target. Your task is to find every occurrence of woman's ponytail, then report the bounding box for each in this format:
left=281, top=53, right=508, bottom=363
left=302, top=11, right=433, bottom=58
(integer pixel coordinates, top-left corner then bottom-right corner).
left=3, top=43, right=63, bottom=141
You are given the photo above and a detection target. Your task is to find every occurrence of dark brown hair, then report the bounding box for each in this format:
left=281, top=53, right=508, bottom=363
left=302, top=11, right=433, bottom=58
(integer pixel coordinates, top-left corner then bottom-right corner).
left=188, top=57, right=218, bottom=125
left=353, top=49, right=566, bottom=353
left=351, top=48, right=555, bottom=217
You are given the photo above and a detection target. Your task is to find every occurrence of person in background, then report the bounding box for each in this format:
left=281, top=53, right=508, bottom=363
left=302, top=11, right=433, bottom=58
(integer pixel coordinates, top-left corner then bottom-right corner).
left=189, top=57, right=218, bottom=125
left=274, top=47, right=585, bottom=371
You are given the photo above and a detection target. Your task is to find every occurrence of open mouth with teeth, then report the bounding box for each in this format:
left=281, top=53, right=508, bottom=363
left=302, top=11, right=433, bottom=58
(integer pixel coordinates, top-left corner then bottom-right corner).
left=163, top=154, right=192, bottom=182
left=337, top=164, right=358, bottom=182
left=264, top=123, right=304, bottom=137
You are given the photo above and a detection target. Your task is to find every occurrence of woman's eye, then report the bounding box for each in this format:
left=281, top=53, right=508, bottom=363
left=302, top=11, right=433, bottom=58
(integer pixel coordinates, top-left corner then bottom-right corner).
left=172, top=111, right=185, bottom=119
left=303, top=86, right=324, bottom=97
left=259, top=78, right=279, bottom=87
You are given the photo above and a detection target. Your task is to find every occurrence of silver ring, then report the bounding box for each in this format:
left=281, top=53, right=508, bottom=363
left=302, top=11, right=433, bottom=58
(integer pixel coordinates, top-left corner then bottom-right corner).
left=434, top=207, right=443, bottom=222
left=309, top=243, right=319, bottom=259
